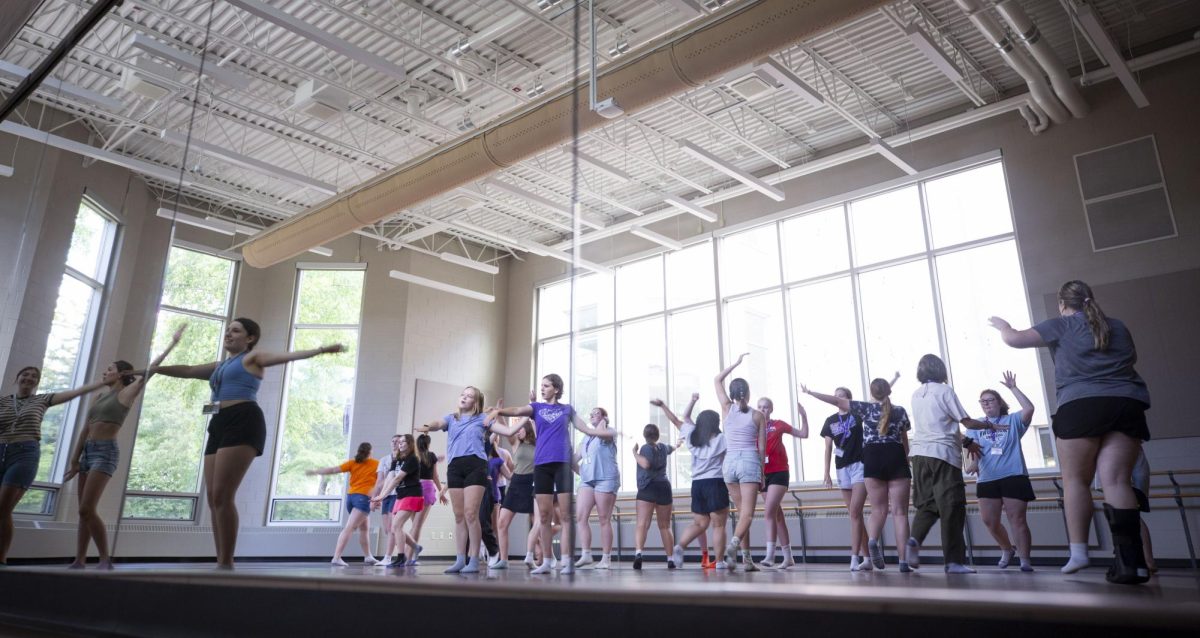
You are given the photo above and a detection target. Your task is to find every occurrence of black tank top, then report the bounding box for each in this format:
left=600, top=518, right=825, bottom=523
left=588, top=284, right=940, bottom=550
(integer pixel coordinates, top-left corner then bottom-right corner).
left=418, top=451, right=437, bottom=480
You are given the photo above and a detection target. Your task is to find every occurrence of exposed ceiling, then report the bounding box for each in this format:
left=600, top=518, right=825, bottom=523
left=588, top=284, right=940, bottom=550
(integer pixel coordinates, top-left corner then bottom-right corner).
left=3, top=0, right=1199, bottom=267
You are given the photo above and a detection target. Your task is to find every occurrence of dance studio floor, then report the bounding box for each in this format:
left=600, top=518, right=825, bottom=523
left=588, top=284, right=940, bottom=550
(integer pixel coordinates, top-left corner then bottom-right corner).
left=2, top=560, right=1198, bottom=637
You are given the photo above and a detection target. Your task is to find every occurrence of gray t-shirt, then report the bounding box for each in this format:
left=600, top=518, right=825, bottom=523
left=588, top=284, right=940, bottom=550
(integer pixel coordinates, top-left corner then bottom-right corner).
left=1033, top=314, right=1150, bottom=408
left=636, top=442, right=673, bottom=490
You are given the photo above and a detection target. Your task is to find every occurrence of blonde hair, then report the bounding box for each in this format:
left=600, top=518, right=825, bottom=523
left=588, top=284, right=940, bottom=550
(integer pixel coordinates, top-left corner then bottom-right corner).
left=460, top=386, right=485, bottom=417
left=1059, top=280, right=1110, bottom=350
left=869, top=378, right=893, bottom=437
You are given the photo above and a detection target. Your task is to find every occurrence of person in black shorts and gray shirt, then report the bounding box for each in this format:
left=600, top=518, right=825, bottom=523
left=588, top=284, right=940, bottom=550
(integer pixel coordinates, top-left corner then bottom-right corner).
left=991, top=280, right=1152, bottom=584
left=632, top=424, right=675, bottom=570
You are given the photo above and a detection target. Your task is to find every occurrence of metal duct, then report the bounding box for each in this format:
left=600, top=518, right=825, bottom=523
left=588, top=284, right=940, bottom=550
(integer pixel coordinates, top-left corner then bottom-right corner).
left=951, top=0, right=1071, bottom=125
left=995, top=0, right=1088, bottom=118
left=242, top=0, right=890, bottom=268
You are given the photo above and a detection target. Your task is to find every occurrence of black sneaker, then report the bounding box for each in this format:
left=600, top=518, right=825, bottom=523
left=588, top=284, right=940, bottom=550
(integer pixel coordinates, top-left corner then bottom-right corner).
left=633, top=554, right=643, bottom=570
left=667, top=559, right=676, bottom=570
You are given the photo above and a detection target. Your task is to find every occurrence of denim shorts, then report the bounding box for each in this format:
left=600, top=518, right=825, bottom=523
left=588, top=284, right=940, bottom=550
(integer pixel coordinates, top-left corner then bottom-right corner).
left=346, top=493, right=371, bottom=514
left=582, top=478, right=619, bottom=494
left=380, top=495, right=397, bottom=516
left=836, top=461, right=865, bottom=489
left=0, top=440, right=40, bottom=490
left=722, top=450, right=763, bottom=484
left=80, top=440, right=119, bottom=476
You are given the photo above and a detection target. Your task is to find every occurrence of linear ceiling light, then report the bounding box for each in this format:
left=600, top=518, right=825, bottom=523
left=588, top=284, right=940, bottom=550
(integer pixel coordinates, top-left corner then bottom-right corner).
left=156, top=207, right=235, bottom=235
left=395, top=222, right=448, bottom=244
left=663, top=195, right=718, bottom=223
left=205, top=215, right=260, bottom=235
left=520, top=240, right=613, bottom=276
left=870, top=138, right=917, bottom=175
left=223, top=0, right=406, bottom=84
left=483, top=179, right=603, bottom=230
left=307, top=246, right=334, bottom=257
left=0, top=164, right=14, bottom=178
left=389, top=269, right=494, bottom=303
left=439, top=252, right=499, bottom=275
left=128, top=34, right=251, bottom=91
left=754, top=58, right=824, bottom=108
left=630, top=226, right=683, bottom=251
left=1074, top=3, right=1148, bottom=108
left=903, top=24, right=964, bottom=83
left=0, top=60, right=124, bottom=111
left=562, top=146, right=632, bottom=183
left=677, top=140, right=785, bottom=202
left=161, top=129, right=337, bottom=195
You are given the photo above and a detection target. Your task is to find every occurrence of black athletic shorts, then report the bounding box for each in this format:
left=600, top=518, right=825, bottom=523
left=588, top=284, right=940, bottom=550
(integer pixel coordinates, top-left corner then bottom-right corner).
left=636, top=480, right=673, bottom=505
left=502, top=473, right=534, bottom=513
left=205, top=402, right=266, bottom=456
left=446, top=455, right=488, bottom=489
left=862, top=443, right=911, bottom=481
left=533, top=462, right=572, bottom=495
left=763, top=470, right=790, bottom=489
left=690, top=478, right=729, bottom=515
left=976, top=474, right=1036, bottom=502
left=1132, top=487, right=1150, bottom=513
left=1051, top=396, right=1150, bottom=441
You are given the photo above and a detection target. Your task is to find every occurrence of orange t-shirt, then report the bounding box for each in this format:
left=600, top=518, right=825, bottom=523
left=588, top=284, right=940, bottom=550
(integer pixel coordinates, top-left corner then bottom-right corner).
left=340, top=458, right=380, bottom=495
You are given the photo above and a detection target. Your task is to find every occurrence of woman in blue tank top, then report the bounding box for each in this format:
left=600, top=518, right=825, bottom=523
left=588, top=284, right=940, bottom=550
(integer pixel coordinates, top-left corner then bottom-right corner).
left=152, top=317, right=344, bottom=568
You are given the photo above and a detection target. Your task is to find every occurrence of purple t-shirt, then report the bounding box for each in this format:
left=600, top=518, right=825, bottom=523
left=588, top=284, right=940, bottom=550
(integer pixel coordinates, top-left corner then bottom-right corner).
left=531, top=402, right=573, bottom=465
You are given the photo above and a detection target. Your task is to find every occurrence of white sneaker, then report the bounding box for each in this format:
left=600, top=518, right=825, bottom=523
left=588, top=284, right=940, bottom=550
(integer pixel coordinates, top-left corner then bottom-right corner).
left=714, top=561, right=730, bottom=570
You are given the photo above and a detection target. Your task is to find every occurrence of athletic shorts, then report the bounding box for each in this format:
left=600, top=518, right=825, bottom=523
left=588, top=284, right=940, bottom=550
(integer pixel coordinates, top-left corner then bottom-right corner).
left=534, top=462, right=572, bottom=495
left=976, top=474, right=1036, bottom=502
left=1132, top=487, right=1150, bottom=513
left=502, top=473, right=535, bottom=513
left=836, top=461, right=865, bottom=489
left=0, top=441, right=39, bottom=490
left=763, top=470, right=789, bottom=489
left=446, top=455, right=488, bottom=489
left=345, top=493, right=371, bottom=513
left=690, top=477, right=730, bottom=514
left=582, top=478, right=619, bottom=494
left=80, top=440, right=119, bottom=476
left=421, top=479, right=438, bottom=506
left=1051, top=397, right=1150, bottom=441
left=862, top=443, right=911, bottom=481
left=204, top=402, right=266, bottom=456
left=722, top=450, right=763, bottom=484
left=637, top=480, right=673, bottom=505
left=395, top=496, right=424, bottom=513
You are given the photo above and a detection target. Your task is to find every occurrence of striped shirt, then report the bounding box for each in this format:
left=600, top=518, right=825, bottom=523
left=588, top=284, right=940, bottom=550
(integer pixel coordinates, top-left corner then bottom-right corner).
left=0, top=393, right=55, bottom=443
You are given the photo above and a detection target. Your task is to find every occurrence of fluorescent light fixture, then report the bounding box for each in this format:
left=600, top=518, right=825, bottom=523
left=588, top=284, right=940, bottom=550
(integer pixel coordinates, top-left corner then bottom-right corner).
left=521, top=241, right=613, bottom=276
left=754, top=58, right=824, bottom=108
left=562, top=146, right=632, bottom=183
left=156, top=207, right=235, bottom=235
left=0, top=60, right=124, bottom=111
left=389, top=270, right=494, bottom=303
left=663, top=195, right=718, bottom=223
left=630, top=226, right=682, bottom=251
left=205, top=216, right=260, bottom=235
left=439, top=252, right=499, bottom=275
left=904, top=25, right=963, bottom=83
left=161, top=129, right=337, bottom=195
left=307, top=246, right=334, bottom=257
left=870, top=138, right=918, bottom=175
left=1075, top=4, right=1149, bottom=108
left=0, top=164, right=12, bottom=178
left=128, top=33, right=251, bottom=91
left=224, top=0, right=406, bottom=83
left=677, top=140, right=785, bottom=202
left=395, top=222, right=448, bottom=244
left=483, top=178, right=603, bottom=230
left=453, top=219, right=525, bottom=249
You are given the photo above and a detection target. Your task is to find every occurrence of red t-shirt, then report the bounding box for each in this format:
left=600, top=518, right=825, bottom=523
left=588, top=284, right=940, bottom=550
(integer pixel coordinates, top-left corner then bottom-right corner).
left=763, top=420, right=794, bottom=474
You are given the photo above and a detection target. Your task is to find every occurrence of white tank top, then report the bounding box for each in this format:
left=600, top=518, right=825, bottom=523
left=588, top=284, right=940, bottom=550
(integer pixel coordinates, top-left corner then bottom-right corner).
left=724, top=405, right=759, bottom=451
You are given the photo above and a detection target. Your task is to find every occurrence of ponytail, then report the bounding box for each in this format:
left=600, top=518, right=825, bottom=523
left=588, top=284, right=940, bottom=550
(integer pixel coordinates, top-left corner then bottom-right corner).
left=877, top=396, right=892, bottom=438
left=1059, top=280, right=1110, bottom=351
left=354, top=442, right=371, bottom=464
left=729, top=378, right=750, bottom=413
left=869, top=378, right=893, bottom=437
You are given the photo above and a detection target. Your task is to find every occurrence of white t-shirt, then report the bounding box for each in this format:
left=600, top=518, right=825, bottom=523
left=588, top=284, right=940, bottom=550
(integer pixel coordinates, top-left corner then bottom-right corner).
left=377, top=453, right=398, bottom=482
left=909, top=382, right=969, bottom=467
left=679, top=420, right=727, bottom=481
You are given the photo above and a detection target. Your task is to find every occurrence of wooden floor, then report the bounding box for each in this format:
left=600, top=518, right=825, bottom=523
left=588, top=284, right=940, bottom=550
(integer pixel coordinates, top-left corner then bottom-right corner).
left=2, top=560, right=1198, bottom=637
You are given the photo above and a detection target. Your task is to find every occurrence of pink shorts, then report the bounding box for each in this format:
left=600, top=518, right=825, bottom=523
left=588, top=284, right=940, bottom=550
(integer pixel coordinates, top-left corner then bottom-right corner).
left=421, top=479, right=437, bottom=506
left=394, top=496, right=424, bottom=513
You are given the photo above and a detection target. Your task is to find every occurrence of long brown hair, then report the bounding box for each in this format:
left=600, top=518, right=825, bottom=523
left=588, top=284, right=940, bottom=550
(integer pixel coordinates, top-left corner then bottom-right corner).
left=869, top=378, right=893, bottom=437
left=353, top=442, right=371, bottom=463
left=517, top=418, right=537, bottom=445
left=416, top=433, right=433, bottom=471
left=1059, top=280, right=1110, bottom=350
left=394, top=434, right=416, bottom=467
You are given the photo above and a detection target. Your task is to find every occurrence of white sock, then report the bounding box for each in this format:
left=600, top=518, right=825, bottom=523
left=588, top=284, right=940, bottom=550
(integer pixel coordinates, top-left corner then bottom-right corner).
left=1061, top=543, right=1090, bottom=574
left=781, top=546, right=793, bottom=562
left=763, top=544, right=776, bottom=563
left=851, top=554, right=859, bottom=567
left=998, top=547, right=1015, bottom=569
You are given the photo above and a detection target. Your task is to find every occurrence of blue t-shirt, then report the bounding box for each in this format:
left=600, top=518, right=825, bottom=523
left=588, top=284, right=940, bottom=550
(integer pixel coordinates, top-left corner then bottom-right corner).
left=444, top=412, right=488, bottom=461
left=531, top=402, right=573, bottom=465
left=1032, top=314, right=1150, bottom=408
left=964, top=413, right=1028, bottom=483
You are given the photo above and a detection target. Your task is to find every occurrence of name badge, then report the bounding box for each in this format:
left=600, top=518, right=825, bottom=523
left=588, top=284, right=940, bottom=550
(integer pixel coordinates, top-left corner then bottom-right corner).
left=990, top=447, right=1003, bottom=456
left=202, top=403, right=220, bottom=415
left=834, top=448, right=845, bottom=458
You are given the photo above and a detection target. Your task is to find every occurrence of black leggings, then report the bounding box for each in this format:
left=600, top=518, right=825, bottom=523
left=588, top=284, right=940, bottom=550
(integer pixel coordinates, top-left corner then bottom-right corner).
left=479, top=479, right=498, bottom=556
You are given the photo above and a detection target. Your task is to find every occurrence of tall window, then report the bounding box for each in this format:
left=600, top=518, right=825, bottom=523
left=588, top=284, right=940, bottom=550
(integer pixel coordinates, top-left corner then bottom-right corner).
left=269, top=267, right=364, bottom=523
left=19, top=200, right=117, bottom=514
left=123, top=246, right=236, bottom=520
left=533, top=159, right=1053, bottom=489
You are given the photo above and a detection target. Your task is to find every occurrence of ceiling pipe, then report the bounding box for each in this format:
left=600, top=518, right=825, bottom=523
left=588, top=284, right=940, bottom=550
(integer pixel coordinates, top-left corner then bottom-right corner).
left=950, top=0, right=1070, bottom=125
left=994, top=0, right=1088, bottom=118
left=242, top=0, right=893, bottom=267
